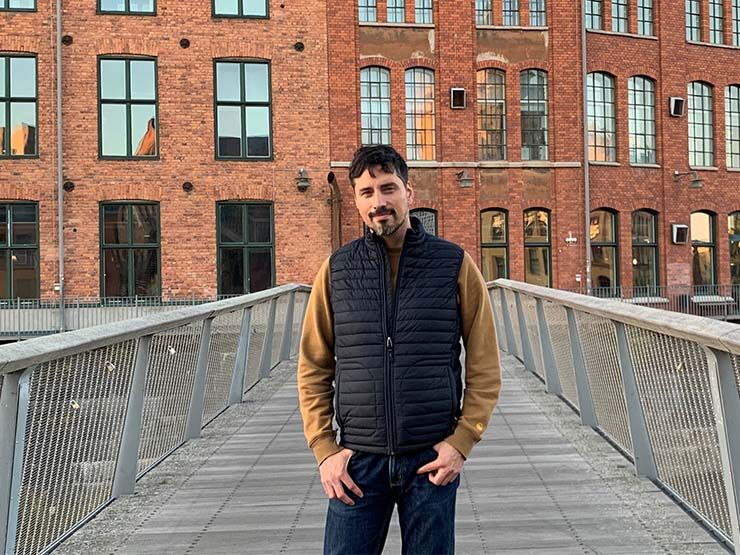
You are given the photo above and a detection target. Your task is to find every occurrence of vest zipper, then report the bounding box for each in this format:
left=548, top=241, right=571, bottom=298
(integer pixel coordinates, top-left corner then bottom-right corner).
left=376, top=240, right=397, bottom=454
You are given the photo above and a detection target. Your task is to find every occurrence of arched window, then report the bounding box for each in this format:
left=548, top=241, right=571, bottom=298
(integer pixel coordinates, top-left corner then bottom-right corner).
left=360, top=67, right=391, bottom=146
left=520, top=69, right=548, bottom=161
left=587, top=72, right=616, bottom=162
left=688, top=81, right=714, bottom=167
left=523, top=208, right=551, bottom=287
left=726, top=84, right=740, bottom=168
left=628, top=76, right=656, bottom=164
left=405, top=68, right=435, bottom=161
left=632, top=210, right=658, bottom=293
left=481, top=209, right=508, bottom=281
left=590, top=209, right=619, bottom=294
left=691, top=211, right=716, bottom=287
left=476, top=69, right=506, bottom=161
left=729, top=211, right=740, bottom=285
left=410, top=208, right=437, bottom=236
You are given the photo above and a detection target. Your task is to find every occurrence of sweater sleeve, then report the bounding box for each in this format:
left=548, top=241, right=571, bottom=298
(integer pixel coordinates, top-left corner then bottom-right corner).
left=297, top=257, right=343, bottom=466
left=444, top=251, right=502, bottom=459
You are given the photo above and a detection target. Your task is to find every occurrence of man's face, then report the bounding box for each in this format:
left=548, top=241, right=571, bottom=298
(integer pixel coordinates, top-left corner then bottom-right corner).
left=353, top=166, right=414, bottom=238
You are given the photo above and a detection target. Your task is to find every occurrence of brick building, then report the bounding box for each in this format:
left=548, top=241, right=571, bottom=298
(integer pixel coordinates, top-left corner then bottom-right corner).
left=1, top=0, right=740, bottom=302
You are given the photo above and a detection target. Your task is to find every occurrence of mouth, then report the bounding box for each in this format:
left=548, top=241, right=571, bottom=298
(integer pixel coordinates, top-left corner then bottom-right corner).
left=372, top=210, right=395, bottom=220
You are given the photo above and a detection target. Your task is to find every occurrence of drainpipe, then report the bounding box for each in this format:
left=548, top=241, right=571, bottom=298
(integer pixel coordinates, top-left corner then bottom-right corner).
left=581, top=0, right=593, bottom=295
left=327, top=172, right=342, bottom=251
left=56, top=0, right=65, bottom=331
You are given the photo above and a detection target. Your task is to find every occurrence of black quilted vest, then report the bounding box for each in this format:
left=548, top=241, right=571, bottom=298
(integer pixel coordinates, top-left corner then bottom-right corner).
left=329, top=217, right=464, bottom=454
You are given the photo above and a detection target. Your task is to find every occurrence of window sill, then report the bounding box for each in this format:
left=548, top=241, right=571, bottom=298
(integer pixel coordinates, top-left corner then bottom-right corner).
left=727, top=168, right=740, bottom=172
left=689, top=166, right=719, bottom=171
left=589, top=161, right=620, bottom=166
left=687, top=40, right=740, bottom=51
left=476, top=25, right=548, bottom=31
left=359, top=22, right=434, bottom=28
left=0, top=7, right=37, bottom=12
left=212, top=14, right=269, bottom=19
left=99, top=156, right=160, bottom=161
left=97, top=10, right=156, bottom=15
left=630, top=163, right=660, bottom=169
left=586, top=29, right=657, bottom=40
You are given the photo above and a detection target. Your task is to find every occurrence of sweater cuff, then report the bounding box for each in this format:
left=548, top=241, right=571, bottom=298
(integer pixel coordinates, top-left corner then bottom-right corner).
left=311, top=436, right=343, bottom=466
left=444, top=426, right=478, bottom=460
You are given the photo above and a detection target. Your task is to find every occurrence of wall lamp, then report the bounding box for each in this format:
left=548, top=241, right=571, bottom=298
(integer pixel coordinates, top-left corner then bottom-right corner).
left=456, top=169, right=473, bottom=188
left=296, top=168, right=311, bottom=192
left=673, top=170, right=703, bottom=189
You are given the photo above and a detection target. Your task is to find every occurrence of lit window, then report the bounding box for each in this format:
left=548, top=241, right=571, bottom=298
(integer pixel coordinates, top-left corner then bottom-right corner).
left=524, top=209, right=551, bottom=287
left=481, top=209, right=508, bottom=281
left=688, top=81, right=714, bottom=167
left=477, top=69, right=506, bottom=161
left=405, top=68, right=435, bottom=161
left=632, top=210, right=659, bottom=294
left=691, top=211, right=716, bottom=287
left=590, top=209, right=619, bottom=295
left=587, top=72, right=616, bottom=162
left=520, top=69, right=548, bottom=161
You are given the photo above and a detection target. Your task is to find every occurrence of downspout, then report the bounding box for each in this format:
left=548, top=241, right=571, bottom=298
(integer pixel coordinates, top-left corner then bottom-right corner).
left=327, top=172, right=342, bottom=251
left=581, top=0, right=592, bottom=295
left=56, top=0, right=65, bottom=331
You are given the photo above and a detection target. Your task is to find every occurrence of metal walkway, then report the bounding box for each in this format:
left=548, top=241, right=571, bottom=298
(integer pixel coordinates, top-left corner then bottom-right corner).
left=56, top=354, right=725, bottom=555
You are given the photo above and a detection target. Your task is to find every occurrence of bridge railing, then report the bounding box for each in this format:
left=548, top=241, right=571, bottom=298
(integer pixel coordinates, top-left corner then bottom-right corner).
left=490, top=279, right=740, bottom=553
left=0, top=284, right=310, bottom=555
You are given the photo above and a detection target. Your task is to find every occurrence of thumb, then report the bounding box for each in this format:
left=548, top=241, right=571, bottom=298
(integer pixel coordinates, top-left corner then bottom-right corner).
left=417, top=458, right=442, bottom=475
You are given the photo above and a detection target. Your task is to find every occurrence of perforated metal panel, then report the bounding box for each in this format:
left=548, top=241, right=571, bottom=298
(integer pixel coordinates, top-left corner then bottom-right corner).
left=520, top=295, right=544, bottom=378
left=202, top=311, right=242, bottom=425
left=137, top=321, right=203, bottom=476
left=574, top=312, right=632, bottom=455
left=245, top=302, right=269, bottom=391
left=732, top=354, right=740, bottom=398
left=543, top=301, right=579, bottom=409
left=490, top=289, right=507, bottom=352
left=504, top=289, right=522, bottom=358
left=626, top=326, right=732, bottom=539
left=290, top=292, right=308, bottom=358
left=270, top=295, right=289, bottom=368
left=13, top=342, right=136, bottom=555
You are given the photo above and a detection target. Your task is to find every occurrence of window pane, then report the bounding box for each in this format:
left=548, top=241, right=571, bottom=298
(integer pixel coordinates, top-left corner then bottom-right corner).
left=100, top=59, right=126, bottom=100
left=0, top=206, right=6, bottom=245
left=524, top=210, right=549, bottom=243
left=690, top=212, right=712, bottom=243
left=217, top=106, right=242, bottom=157
left=9, top=102, right=36, bottom=155
left=9, top=0, right=35, bottom=7
left=129, top=0, right=154, bottom=11
left=245, top=106, right=270, bottom=157
left=104, top=205, right=129, bottom=244
left=590, top=210, right=615, bottom=242
left=100, top=0, right=125, bottom=10
left=0, top=59, right=5, bottom=97
left=10, top=57, right=35, bottom=98
left=0, top=103, right=5, bottom=156
left=632, top=211, right=655, bottom=243
left=730, top=212, right=740, bottom=285
left=11, top=204, right=36, bottom=245
left=130, top=60, right=156, bottom=100
left=131, top=105, right=157, bottom=156
left=214, top=0, right=238, bottom=13
left=482, top=247, right=507, bottom=281
left=219, top=248, right=244, bottom=295
left=0, top=253, right=7, bottom=299
left=248, top=249, right=272, bottom=292
left=632, top=246, right=657, bottom=288
left=219, top=204, right=244, bottom=243
left=104, top=249, right=129, bottom=297
left=243, top=0, right=266, bottom=16
left=591, top=246, right=617, bottom=289
left=11, top=249, right=38, bottom=298
left=245, top=63, right=269, bottom=102
left=481, top=210, right=507, bottom=243
left=216, top=63, right=241, bottom=102
left=133, top=248, right=158, bottom=296
left=248, top=204, right=271, bottom=243
left=101, top=104, right=127, bottom=156
left=692, top=246, right=715, bottom=286
left=131, top=204, right=158, bottom=244
left=524, top=246, right=550, bottom=286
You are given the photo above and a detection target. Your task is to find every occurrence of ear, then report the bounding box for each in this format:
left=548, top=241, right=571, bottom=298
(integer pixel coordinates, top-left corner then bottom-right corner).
left=405, top=183, right=414, bottom=206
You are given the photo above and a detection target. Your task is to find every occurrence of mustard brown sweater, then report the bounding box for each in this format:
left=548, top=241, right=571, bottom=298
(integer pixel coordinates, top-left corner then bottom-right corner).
left=298, top=247, right=502, bottom=466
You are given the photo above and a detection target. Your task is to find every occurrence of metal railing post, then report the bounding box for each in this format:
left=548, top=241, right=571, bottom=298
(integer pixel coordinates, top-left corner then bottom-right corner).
left=279, top=292, right=296, bottom=362
left=228, top=308, right=252, bottom=405
left=565, top=307, right=597, bottom=427
left=535, top=298, right=562, bottom=395
left=705, top=348, right=740, bottom=549
left=291, top=292, right=309, bottom=359
left=185, top=317, right=214, bottom=440
left=111, top=335, right=152, bottom=497
left=499, top=288, right=517, bottom=356
left=614, top=321, right=658, bottom=480
left=258, top=299, right=278, bottom=378
left=514, top=291, right=536, bottom=374
left=0, top=373, right=21, bottom=554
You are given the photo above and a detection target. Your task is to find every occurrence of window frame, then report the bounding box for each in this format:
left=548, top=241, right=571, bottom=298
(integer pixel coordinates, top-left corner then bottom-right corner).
left=637, top=0, right=654, bottom=36
left=387, top=0, right=405, bottom=22
left=523, top=208, right=552, bottom=287
left=691, top=210, right=717, bottom=288
left=587, top=72, right=617, bottom=162
left=405, top=67, right=436, bottom=161
left=611, top=0, right=628, bottom=33
left=480, top=208, right=509, bottom=281
left=97, top=0, right=156, bottom=16
left=211, top=0, right=269, bottom=19
left=709, top=0, right=724, bottom=44
left=358, top=0, right=377, bottom=22
left=216, top=201, right=275, bottom=296
left=688, top=81, right=714, bottom=167
left=726, top=84, right=740, bottom=169
left=213, top=58, right=274, bottom=161
left=585, top=0, right=602, bottom=30
left=529, top=0, right=546, bottom=26
left=628, top=75, right=656, bottom=165
left=475, top=0, right=492, bottom=25
left=590, top=208, right=620, bottom=295
left=686, top=0, right=701, bottom=42
left=1, top=53, right=39, bottom=159
left=631, top=209, right=659, bottom=293
left=0, top=0, right=35, bottom=12
left=477, top=68, right=507, bottom=161
left=729, top=211, right=740, bottom=286
left=360, top=66, right=392, bottom=146
left=502, top=0, right=519, bottom=26
left=520, top=69, right=549, bottom=161
left=0, top=202, right=40, bottom=300
left=734, top=0, right=740, bottom=46
left=414, top=0, right=432, bottom=24
left=410, top=208, right=438, bottom=236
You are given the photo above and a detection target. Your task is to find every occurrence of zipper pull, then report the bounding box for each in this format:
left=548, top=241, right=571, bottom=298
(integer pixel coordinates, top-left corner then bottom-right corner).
left=387, top=337, right=394, bottom=359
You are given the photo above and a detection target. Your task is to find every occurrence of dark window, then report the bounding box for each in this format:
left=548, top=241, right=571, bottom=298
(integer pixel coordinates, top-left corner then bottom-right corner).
left=0, top=0, right=34, bottom=11
left=524, top=209, right=551, bottom=287
left=213, top=0, right=267, bottom=17
left=100, top=202, right=160, bottom=297
left=0, top=203, right=39, bottom=299
left=710, top=0, right=724, bottom=44
left=476, top=0, right=491, bottom=25
left=726, top=85, right=740, bottom=168
left=638, top=0, right=653, bottom=35
left=686, top=0, right=701, bottom=41
left=530, top=0, right=546, bottom=26
left=99, top=0, right=154, bottom=14
left=730, top=212, right=740, bottom=286
left=632, top=210, right=659, bottom=294
left=691, top=211, right=716, bottom=287
left=586, top=0, right=602, bottom=29
left=481, top=209, right=508, bottom=281
left=734, top=0, right=740, bottom=45
left=99, top=57, right=158, bottom=159
left=217, top=203, right=274, bottom=295
left=628, top=76, right=656, bottom=164
left=0, top=55, right=37, bottom=157
left=360, top=67, right=391, bottom=146
left=587, top=72, right=616, bottom=162
left=415, top=0, right=432, bottom=23
left=405, top=67, right=435, bottom=161
left=590, top=209, right=619, bottom=295
left=410, top=208, right=437, bottom=236
left=520, top=69, right=548, bottom=161
left=358, top=0, right=377, bottom=22
left=215, top=60, right=272, bottom=159
left=612, top=0, right=628, bottom=32
left=503, top=0, right=519, bottom=26
left=387, top=0, right=404, bottom=22
left=477, top=69, right=506, bottom=161
left=688, top=81, right=714, bottom=167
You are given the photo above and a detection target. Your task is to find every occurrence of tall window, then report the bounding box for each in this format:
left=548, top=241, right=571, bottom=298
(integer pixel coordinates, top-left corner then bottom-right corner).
left=734, top=0, right=740, bottom=45
left=100, top=202, right=160, bottom=298
left=729, top=212, right=740, bottom=286
left=530, top=0, right=546, bottom=26
left=475, top=0, right=491, bottom=24
left=215, top=60, right=272, bottom=159
left=360, top=67, right=391, bottom=146
left=710, top=0, right=724, bottom=44
left=387, top=0, right=404, bottom=22
left=0, top=0, right=34, bottom=10
left=632, top=210, right=658, bottom=293
left=503, top=0, right=519, bottom=25
left=688, top=81, right=714, bottom=167
left=590, top=209, right=619, bottom=293
left=410, top=208, right=437, bottom=236
left=415, top=0, right=432, bottom=23
left=587, top=72, right=616, bottom=162
left=477, top=69, right=506, bottom=161
left=520, top=69, right=548, bottom=161
left=99, top=0, right=154, bottom=14
left=358, top=0, right=376, bottom=22
left=612, top=0, right=628, bottom=32
left=0, top=203, right=39, bottom=299
left=637, top=0, right=653, bottom=35
left=691, top=211, right=716, bottom=287
left=405, top=68, right=435, bottom=161
left=628, top=76, right=656, bottom=164
left=1, top=55, right=37, bottom=157
left=217, top=203, right=274, bottom=295
left=726, top=85, right=740, bottom=168
left=686, top=0, right=701, bottom=41
left=481, top=209, right=508, bottom=281
left=99, top=57, right=158, bottom=159
left=524, top=209, right=551, bottom=287
left=586, top=0, right=602, bottom=30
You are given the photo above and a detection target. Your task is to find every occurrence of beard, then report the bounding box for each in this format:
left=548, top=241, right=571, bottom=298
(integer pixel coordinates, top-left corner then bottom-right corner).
left=369, top=208, right=405, bottom=237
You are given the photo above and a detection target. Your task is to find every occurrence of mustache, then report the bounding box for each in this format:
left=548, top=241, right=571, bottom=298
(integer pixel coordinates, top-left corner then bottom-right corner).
left=370, top=208, right=396, bottom=218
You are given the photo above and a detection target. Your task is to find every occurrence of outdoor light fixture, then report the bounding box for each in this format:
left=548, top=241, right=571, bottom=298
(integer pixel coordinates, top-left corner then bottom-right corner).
left=456, top=170, right=473, bottom=188
left=673, top=170, right=703, bottom=189
left=182, top=181, right=194, bottom=192
left=296, top=168, right=311, bottom=192
left=63, top=180, right=75, bottom=192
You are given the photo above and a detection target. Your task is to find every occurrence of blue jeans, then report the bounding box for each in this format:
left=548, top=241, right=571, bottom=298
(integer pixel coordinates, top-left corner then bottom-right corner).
left=323, top=448, right=459, bottom=555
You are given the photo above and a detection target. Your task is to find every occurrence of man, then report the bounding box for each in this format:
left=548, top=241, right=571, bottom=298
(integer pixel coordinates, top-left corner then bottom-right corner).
left=298, top=145, right=501, bottom=554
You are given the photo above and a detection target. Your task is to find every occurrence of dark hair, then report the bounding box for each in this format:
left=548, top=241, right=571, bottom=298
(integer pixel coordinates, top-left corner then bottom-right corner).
left=348, top=145, right=409, bottom=188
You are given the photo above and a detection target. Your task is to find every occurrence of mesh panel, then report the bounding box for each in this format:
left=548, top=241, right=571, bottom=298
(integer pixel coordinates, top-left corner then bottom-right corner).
left=14, top=342, right=136, bottom=555
left=520, top=295, right=544, bottom=378
left=270, top=295, right=289, bottom=368
left=626, top=326, right=732, bottom=538
left=202, top=311, right=242, bottom=425
left=137, top=321, right=203, bottom=476
left=245, top=302, right=269, bottom=392
left=543, top=301, right=579, bottom=409
left=732, top=355, right=740, bottom=398
left=574, top=312, right=633, bottom=455
left=504, top=289, right=522, bottom=357
left=291, top=292, right=308, bottom=358
left=490, top=289, right=508, bottom=352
